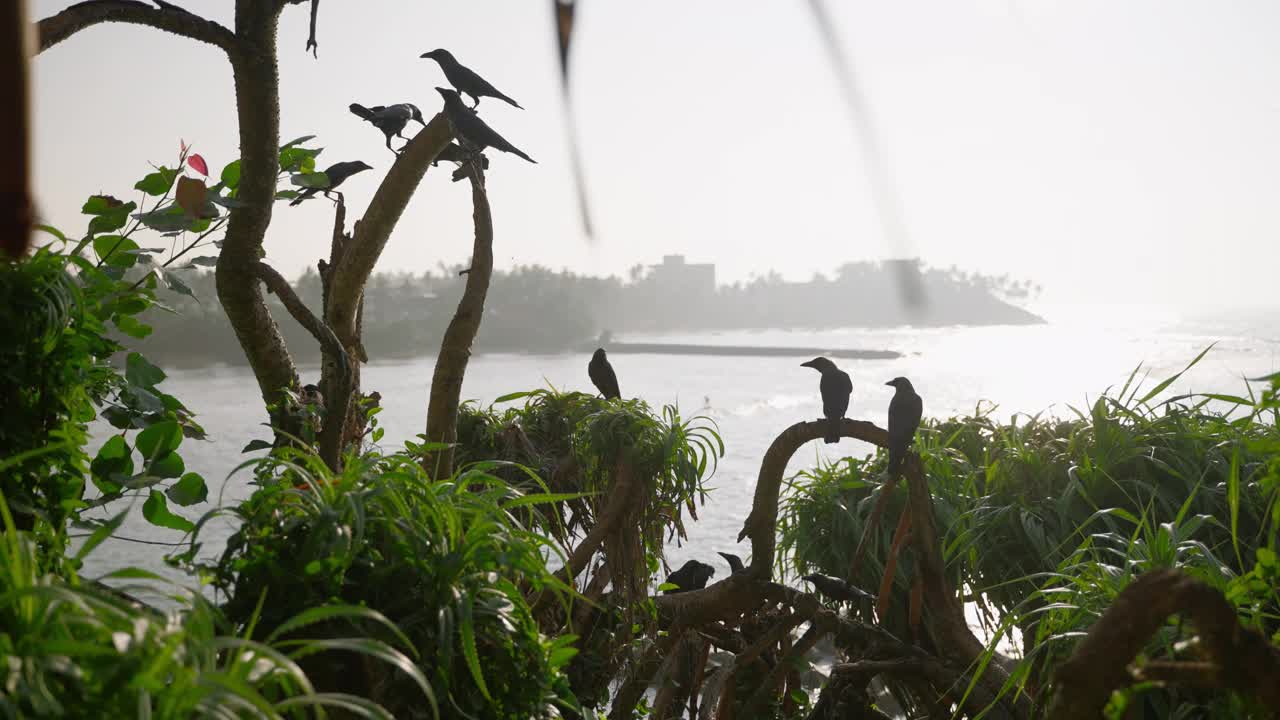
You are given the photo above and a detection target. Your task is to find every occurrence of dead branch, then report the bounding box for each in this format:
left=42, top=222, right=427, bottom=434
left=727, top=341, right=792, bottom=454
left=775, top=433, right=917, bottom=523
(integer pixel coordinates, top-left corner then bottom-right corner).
left=1048, top=568, right=1280, bottom=719
left=609, top=622, right=688, bottom=720
left=848, top=473, right=899, bottom=579
left=36, top=0, right=237, bottom=53
left=254, top=261, right=346, bottom=366
left=423, top=160, right=493, bottom=477
left=743, top=623, right=827, bottom=716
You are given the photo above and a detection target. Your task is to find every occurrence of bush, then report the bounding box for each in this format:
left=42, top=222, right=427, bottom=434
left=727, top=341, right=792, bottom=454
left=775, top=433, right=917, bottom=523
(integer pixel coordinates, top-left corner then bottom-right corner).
left=197, top=450, right=580, bottom=719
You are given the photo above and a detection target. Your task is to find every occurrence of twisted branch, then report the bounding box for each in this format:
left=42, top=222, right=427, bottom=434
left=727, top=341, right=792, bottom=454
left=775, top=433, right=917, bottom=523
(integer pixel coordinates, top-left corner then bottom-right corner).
left=254, top=261, right=346, bottom=368
left=37, top=0, right=236, bottom=53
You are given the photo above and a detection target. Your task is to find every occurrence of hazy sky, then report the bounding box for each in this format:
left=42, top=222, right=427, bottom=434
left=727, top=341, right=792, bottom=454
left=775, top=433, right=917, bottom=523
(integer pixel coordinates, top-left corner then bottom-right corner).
left=30, top=1, right=1280, bottom=311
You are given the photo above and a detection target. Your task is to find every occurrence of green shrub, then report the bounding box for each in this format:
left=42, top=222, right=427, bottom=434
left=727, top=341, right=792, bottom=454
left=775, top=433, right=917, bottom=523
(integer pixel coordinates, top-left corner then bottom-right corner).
left=197, top=450, right=580, bottom=719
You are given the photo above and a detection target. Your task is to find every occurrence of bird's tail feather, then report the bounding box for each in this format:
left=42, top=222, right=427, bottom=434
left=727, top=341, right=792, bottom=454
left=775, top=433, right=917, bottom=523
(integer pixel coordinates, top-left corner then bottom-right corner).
left=498, top=93, right=524, bottom=110
left=824, top=418, right=840, bottom=444
left=348, top=103, right=375, bottom=121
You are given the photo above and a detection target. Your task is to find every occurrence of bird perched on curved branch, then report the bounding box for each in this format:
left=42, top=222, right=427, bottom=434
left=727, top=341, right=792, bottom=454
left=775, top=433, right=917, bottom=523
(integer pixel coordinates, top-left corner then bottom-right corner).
left=663, top=560, right=715, bottom=594
left=420, top=48, right=523, bottom=110
left=436, top=88, right=536, bottom=164
left=885, top=377, right=922, bottom=476
left=717, top=552, right=745, bottom=574
left=433, top=143, right=490, bottom=182
left=289, top=160, right=373, bottom=206
left=588, top=348, right=620, bottom=400
left=801, top=357, right=852, bottom=444
left=802, top=573, right=874, bottom=603
left=349, top=103, right=425, bottom=155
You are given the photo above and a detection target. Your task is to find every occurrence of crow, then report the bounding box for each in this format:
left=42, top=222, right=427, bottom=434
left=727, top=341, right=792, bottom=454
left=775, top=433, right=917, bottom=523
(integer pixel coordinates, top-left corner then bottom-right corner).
left=420, top=48, right=523, bottom=110
left=663, top=560, right=715, bottom=594
left=289, top=161, right=373, bottom=206
left=299, top=384, right=324, bottom=407
left=886, top=377, right=923, bottom=476
left=801, top=573, right=874, bottom=603
left=349, top=103, right=426, bottom=155
left=588, top=348, right=620, bottom=400
left=800, top=357, right=852, bottom=444
left=435, top=88, right=536, bottom=164
left=717, top=552, right=745, bottom=574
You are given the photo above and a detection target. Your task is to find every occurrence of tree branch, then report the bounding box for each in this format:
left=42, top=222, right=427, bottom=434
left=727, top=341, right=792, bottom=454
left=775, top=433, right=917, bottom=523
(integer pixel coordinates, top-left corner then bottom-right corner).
left=423, top=160, right=493, bottom=477
left=254, top=261, right=347, bottom=368
left=36, top=0, right=236, bottom=53
left=1049, top=569, right=1280, bottom=719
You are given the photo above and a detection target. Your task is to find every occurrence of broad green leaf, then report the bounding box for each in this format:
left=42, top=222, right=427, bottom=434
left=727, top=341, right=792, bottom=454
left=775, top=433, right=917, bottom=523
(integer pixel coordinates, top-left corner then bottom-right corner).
left=242, top=439, right=273, bottom=453
left=282, top=134, right=317, bottom=149
left=126, top=352, right=166, bottom=389
left=133, top=205, right=197, bottom=233
left=114, top=314, right=153, bottom=339
left=166, top=472, right=208, bottom=506
left=291, top=171, right=330, bottom=189
left=82, top=194, right=125, bottom=215
left=281, top=145, right=323, bottom=173
left=135, top=167, right=178, bottom=196
left=188, top=256, right=219, bottom=267
left=149, top=451, right=185, bottom=479
left=164, top=270, right=197, bottom=299
left=93, top=235, right=139, bottom=267
left=220, top=160, right=241, bottom=191
left=142, top=490, right=194, bottom=532
left=35, top=224, right=68, bottom=244
left=493, top=391, right=534, bottom=403
left=136, top=420, right=182, bottom=460
left=90, top=436, right=133, bottom=494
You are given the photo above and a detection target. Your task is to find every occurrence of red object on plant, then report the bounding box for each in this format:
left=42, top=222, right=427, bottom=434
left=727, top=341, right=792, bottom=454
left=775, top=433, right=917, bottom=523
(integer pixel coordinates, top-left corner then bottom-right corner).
left=188, top=153, right=208, bottom=177
left=180, top=138, right=189, bottom=155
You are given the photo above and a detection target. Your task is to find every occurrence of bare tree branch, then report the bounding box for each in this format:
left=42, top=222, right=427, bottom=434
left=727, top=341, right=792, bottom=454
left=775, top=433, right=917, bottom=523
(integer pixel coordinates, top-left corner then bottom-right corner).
left=254, top=261, right=346, bottom=366
left=1049, top=569, right=1280, bottom=719
left=1, top=0, right=33, bottom=259
left=36, top=0, right=236, bottom=53
left=423, top=160, right=493, bottom=477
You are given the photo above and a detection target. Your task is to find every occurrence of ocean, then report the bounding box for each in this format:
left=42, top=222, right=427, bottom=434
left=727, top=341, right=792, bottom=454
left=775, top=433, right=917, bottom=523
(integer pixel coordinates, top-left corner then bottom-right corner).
left=81, top=309, right=1280, bottom=591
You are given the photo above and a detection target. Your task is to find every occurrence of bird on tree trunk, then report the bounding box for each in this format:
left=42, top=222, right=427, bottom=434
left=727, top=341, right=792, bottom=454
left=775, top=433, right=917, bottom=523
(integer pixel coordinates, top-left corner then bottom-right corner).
left=421, top=48, right=524, bottom=110
left=801, top=357, right=852, bottom=444
left=663, top=560, right=715, bottom=594
left=717, top=552, right=745, bottom=574
left=435, top=88, right=536, bottom=163
left=588, top=348, right=620, bottom=400
left=885, top=377, right=922, bottom=476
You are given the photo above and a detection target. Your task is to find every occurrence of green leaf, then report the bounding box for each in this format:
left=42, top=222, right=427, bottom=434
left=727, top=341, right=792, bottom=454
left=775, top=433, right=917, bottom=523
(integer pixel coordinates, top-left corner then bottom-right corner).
left=493, top=391, right=534, bottom=403
left=126, top=353, right=166, bottom=389
left=90, top=436, right=133, bottom=494
left=73, top=511, right=128, bottom=562
left=281, top=145, right=323, bottom=174
left=459, top=596, right=493, bottom=701
left=82, top=195, right=125, bottom=215
left=220, top=159, right=241, bottom=191
left=135, top=167, right=178, bottom=196
left=166, top=472, right=208, bottom=506
left=142, top=490, right=194, bottom=532
left=35, top=224, right=69, bottom=244
left=93, top=235, right=139, bottom=267
left=242, top=439, right=273, bottom=453
left=133, top=205, right=197, bottom=233
left=163, top=270, right=197, bottom=299
left=149, top=451, right=185, bottom=479
left=136, top=420, right=182, bottom=460
left=274, top=190, right=300, bottom=200
left=188, top=256, right=219, bottom=267
left=114, top=314, right=153, bottom=339
left=1140, top=343, right=1216, bottom=404
left=291, top=171, right=330, bottom=189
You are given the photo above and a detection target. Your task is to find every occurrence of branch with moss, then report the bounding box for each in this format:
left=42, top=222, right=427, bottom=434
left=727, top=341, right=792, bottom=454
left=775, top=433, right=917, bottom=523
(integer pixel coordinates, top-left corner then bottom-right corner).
left=36, top=0, right=237, bottom=53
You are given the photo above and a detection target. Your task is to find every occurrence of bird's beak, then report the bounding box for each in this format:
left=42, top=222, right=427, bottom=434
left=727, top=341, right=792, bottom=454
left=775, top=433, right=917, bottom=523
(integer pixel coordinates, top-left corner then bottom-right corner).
left=419, top=53, right=430, bottom=58
left=884, top=381, right=894, bottom=387
left=800, top=360, right=813, bottom=368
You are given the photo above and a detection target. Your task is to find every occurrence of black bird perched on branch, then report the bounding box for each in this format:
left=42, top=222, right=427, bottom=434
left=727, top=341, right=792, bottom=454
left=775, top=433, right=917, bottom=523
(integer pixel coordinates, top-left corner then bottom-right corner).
left=289, top=160, right=373, bottom=206
left=800, top=357, right=852, bottom=444
left=435, top=88, right=536, bottom=164
left=588, top=348, right=620, bottom=400
left=349, top=103, right=425, bottom=155
left=802, top=573, right=874, bottom=603
left=433, top=143, right=490, bottom=182
left=663, top=560, right=716, bottom=594
left=886, top=377, right=923, bottom=476
left=717, top=552, right=745, bottom=575
left=420, top=48, right=524, bottom=110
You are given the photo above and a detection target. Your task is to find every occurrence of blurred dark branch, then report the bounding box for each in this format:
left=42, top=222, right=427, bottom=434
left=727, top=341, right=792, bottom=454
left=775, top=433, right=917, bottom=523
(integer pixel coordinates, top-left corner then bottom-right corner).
left=1049, top=569, right=1280, bottom=719
left=1, top=0, right=33, bottom=259
left=36, top=0, right=236, bottom=53
left=423, top=160, right=493, bottom=477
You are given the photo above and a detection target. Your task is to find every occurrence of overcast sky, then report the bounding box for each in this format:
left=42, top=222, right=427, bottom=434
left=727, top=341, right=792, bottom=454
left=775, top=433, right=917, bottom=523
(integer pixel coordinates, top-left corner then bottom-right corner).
left=30, top=1, right=1280, bottom=312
